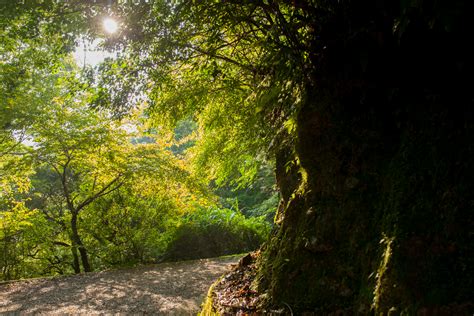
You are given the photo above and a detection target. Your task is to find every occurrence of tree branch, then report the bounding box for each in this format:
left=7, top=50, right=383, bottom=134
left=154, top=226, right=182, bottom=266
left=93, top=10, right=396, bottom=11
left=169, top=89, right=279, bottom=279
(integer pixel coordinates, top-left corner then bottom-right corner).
left=186, top=44, right=255, bottom=73
left=75, top=175, right=123, bottom=212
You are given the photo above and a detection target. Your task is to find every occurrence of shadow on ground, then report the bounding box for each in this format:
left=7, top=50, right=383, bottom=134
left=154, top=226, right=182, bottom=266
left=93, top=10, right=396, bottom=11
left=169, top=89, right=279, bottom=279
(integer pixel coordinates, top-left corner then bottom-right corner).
left=0, top=256, right=239, bottom=315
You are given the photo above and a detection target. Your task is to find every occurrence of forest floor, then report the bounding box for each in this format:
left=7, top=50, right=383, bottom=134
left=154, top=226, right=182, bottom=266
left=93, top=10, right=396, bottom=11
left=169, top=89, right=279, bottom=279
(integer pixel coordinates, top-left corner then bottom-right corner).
left=0, top=255, right=240, bottom=315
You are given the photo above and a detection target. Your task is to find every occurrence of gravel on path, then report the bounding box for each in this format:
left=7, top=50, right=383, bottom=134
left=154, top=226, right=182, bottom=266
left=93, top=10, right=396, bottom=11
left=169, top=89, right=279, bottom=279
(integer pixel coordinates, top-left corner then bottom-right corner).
left=0, top=256, right=239, bottom=315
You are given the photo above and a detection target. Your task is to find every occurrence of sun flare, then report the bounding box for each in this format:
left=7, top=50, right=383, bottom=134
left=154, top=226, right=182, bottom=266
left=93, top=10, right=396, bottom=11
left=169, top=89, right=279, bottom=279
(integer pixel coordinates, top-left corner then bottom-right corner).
left=103, top=18, right=118, bottom=34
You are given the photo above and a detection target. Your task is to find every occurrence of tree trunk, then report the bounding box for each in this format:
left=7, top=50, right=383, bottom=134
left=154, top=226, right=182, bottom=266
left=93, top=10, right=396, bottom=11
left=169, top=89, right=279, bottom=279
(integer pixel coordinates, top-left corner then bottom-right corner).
left=70, top=212, right=92, bottom=273
left=256, top=4, right=473, bottom=314
left=71, top=241, right=80, bottom=274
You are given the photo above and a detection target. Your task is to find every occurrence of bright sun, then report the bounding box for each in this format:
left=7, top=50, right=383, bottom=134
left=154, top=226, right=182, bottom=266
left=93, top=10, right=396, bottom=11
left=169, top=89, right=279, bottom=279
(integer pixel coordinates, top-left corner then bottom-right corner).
left=103, top=18, right=118, bottom=34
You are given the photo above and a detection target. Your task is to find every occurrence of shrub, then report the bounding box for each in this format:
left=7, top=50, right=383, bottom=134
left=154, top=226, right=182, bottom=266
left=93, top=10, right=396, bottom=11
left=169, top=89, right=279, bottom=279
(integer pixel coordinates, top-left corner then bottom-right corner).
left=162, top=207, right=271, bottom=261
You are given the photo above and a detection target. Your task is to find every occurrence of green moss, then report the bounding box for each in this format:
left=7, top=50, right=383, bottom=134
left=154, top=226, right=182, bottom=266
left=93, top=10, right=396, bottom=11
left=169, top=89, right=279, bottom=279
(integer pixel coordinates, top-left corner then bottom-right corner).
left=373, top=234, right=395, bottom=313
left=199, top=277, right=222, bottom=316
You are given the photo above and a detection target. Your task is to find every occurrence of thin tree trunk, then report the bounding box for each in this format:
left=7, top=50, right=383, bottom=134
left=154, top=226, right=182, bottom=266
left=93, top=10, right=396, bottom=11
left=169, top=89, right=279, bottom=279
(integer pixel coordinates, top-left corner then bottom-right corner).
left=70, top=212, right=92, bottom=272
left=71, top=241, right=81, bottom=274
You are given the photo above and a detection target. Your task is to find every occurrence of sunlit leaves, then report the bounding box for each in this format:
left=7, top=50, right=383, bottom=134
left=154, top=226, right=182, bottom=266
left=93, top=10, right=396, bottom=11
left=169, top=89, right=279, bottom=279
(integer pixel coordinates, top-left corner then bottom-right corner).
left=85, top=1, right=311, bottom=187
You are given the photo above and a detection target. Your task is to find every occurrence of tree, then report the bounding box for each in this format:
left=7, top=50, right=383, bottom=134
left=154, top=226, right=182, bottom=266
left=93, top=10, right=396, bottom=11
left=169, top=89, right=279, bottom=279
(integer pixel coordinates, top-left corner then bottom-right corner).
left=0, top=4, right=74, bottom=278
left=0, top=174, right=35, bottom=279
left=28, top=74, right=113, bottom=271
left=25, top=63, right=197, bottom=273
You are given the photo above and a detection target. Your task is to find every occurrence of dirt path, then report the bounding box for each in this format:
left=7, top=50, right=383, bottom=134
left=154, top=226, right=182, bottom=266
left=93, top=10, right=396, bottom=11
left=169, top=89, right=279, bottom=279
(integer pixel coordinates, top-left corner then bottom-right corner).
left=0, top=256, right=239, bottom=315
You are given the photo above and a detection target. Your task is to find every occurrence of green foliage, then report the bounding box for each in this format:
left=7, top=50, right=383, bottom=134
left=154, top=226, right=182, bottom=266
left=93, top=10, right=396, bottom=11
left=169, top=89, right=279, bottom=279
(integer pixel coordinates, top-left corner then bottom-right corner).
left=1, top=0, right=283, bottom=282
left=168, top=119, right=197, bottom=156
left=81, top=189, right=177, bottom=268
left=83, top=1, right=309, bottom=188
left=0, top=0, right=84, bottom=158
left=163, top=207, right=270, bottom=262
left=215, top=163, right=278, bottom=222
left=0, top=41, right=270, bottom=280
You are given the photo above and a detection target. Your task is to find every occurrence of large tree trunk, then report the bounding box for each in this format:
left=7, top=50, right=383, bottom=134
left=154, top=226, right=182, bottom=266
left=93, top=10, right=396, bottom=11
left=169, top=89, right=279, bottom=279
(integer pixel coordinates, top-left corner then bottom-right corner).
left=70, top=212, right=92, bottom=273
left=256, top=3, right=473, bottom=314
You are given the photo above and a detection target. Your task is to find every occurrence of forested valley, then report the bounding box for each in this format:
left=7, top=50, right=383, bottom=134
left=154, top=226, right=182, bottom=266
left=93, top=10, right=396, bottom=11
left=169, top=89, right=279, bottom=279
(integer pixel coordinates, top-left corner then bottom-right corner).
left=1, top=0, right=472, bottom=315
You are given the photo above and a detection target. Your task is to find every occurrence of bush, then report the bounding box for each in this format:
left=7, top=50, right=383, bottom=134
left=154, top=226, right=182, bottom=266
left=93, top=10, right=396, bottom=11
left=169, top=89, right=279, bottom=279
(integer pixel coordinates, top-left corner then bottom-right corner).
left=162, top=207, right=271, bottom=261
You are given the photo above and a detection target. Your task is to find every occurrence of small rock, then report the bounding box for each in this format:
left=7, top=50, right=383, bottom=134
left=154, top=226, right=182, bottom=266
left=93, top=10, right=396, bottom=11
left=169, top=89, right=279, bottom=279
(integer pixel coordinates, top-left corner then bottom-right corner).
left=239, top=254, right=253, bottom=267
